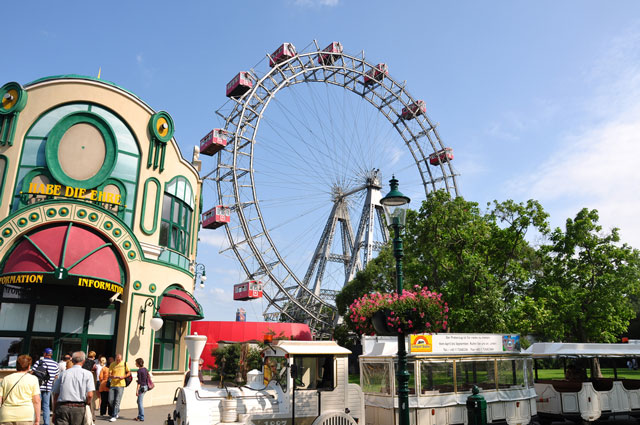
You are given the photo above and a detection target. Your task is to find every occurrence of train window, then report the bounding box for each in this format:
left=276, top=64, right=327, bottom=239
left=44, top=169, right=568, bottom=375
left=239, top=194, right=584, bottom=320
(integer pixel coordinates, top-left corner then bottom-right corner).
left=293, top=355, right=335, bottom=391
left=420, top=361, right=454, bottom=393
left=264, top=356, right=288, bottom=391
left=497, top=359, right=525, bottom=388
left=394, top=360, right=416, bottom=395
left=361, top=362, right=391, bottom=395
left=456, top=359, right=496, bottom=391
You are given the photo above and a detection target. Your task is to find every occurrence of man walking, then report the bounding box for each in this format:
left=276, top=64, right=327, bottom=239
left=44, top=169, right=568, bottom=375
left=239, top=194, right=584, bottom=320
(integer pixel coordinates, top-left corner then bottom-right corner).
left=33, top=348, right=60, bottom=425
left=52, top=351, right=95, bottom=425
left=108, top=354, right=130, bottom=422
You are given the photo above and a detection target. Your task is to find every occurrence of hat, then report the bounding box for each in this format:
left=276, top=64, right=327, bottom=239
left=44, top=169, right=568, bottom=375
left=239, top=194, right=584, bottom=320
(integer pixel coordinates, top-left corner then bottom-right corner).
left=43, top=348, right=53, bottom=355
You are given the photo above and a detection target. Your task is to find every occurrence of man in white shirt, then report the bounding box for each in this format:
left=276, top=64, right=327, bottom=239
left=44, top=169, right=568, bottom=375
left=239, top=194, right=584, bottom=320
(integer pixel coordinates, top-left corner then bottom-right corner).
left=52, top=351, right=95, bottom=425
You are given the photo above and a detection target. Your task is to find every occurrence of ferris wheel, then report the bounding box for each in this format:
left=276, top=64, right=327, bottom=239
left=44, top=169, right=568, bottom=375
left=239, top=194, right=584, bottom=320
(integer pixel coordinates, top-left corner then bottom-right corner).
left=202, top=40, right=459, bottom=334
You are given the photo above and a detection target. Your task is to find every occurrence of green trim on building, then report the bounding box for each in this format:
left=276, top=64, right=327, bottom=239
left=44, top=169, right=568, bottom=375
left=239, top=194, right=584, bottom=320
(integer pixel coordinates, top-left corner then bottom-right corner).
left=0, top=155, right=8, bottom=206
left=140, top=178, right=161, bottom=235
left=0, top=82, right=28, bottom=146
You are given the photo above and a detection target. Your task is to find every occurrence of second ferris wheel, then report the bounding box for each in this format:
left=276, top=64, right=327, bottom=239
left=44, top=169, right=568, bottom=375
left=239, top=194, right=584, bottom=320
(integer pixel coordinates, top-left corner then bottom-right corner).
left=200, top=40, right=459, bottom=334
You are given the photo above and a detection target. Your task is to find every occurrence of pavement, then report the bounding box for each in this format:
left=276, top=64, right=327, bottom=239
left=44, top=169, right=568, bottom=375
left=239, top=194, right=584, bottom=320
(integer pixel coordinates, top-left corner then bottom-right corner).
left=92, top=405, right=176, bottom=423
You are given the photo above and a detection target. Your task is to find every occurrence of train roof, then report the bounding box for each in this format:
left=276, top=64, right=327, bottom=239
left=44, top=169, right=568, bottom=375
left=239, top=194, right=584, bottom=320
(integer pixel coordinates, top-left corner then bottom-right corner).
left=273, top=340, right=351, bottom=355
left=526, top=342, right=640, bottom=357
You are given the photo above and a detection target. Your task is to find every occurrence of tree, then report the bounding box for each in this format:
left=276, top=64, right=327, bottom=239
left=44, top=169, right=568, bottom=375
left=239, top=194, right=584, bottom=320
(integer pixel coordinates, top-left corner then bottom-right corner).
left=530, top=208, right=640, bottom=342
left=337, top=190, right=549, bottom=335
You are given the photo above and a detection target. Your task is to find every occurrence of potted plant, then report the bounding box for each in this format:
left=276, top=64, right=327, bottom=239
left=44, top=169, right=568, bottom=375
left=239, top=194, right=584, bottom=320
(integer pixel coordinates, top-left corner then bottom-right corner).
left=347, top=285, right=448, bottom=335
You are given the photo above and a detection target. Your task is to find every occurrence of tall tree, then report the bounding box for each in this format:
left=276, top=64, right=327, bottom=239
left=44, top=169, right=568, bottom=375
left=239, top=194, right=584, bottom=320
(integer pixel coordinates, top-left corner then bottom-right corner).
left=336, top=191, right=549, bottom=334
left=530, top=208, right=640, bottom=342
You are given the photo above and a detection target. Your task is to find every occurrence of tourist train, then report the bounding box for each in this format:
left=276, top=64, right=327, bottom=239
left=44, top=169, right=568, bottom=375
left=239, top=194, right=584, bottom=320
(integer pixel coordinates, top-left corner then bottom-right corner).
left=171, top=334, right=364, bottom=425
left=171, top=333, right=541, bottom=425
left=527, top=342, right=640, bottom=424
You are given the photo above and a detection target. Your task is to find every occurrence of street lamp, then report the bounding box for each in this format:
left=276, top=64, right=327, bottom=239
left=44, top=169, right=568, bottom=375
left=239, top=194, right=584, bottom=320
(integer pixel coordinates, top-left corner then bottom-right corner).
left=139, top=298, right=163, bottom=334
left=380, top=175, right=411, bottom=425
left=194, top=263, right=207, bottom=289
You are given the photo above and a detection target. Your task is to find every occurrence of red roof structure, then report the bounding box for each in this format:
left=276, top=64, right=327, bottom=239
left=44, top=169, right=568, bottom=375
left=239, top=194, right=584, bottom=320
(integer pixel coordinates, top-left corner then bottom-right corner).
left=190, top=321, right=312, bottom=369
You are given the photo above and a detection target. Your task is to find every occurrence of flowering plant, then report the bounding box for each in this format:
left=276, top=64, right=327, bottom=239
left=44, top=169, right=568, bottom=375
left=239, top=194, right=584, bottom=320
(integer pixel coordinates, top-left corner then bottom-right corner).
left=347, top=285, right=448, bottom=335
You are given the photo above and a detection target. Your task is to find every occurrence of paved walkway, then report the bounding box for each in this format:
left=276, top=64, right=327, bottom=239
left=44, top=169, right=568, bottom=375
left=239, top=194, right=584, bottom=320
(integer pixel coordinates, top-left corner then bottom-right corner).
left=93, top=404, right=175, bottom=423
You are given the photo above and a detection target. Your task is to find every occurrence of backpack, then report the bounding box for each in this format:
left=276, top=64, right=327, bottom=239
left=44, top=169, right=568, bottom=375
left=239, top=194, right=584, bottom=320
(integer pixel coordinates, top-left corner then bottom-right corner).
left=33, top=360, right=50, bottom=386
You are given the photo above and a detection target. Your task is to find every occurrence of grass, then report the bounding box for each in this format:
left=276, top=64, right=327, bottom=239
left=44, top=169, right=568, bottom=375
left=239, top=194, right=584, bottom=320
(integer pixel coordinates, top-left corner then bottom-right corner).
left=536, top=368, right=640, bottom=380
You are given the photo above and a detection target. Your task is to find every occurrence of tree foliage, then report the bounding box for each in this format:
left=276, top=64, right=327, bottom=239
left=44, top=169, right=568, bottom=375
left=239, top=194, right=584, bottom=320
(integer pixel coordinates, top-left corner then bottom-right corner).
left=337, top=191, right=549, bottom=334
left=529, top=208, right=640, bottom=342
left=336, top=193, right=640, bottom=343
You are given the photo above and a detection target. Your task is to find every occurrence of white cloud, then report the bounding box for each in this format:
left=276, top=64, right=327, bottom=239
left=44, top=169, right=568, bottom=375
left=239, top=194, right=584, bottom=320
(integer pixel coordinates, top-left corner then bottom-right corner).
left=511, top=27, right=640, bottom=247
left=294, top=0, right=339, bottom=7
left=198, top=231, right=229, bottom=248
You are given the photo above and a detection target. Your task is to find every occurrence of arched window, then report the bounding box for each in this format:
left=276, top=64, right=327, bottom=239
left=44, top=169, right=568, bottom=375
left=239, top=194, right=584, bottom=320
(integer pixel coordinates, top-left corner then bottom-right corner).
left=159, top=177, right=194, bottom=255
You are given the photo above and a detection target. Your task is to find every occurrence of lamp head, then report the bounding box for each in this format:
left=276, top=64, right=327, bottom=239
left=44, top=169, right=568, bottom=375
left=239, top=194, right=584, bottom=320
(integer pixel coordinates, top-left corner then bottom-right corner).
left=380, top=175, right=410, bottom=226
left=150, top=317, right=164, bottom=332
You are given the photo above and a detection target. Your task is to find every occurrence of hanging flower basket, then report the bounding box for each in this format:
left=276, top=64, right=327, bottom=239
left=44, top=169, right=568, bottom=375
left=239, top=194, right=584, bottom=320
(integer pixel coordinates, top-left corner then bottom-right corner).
left=371, top=309, right=396, bottom=336
left=347, top=286, right=448, bottom=336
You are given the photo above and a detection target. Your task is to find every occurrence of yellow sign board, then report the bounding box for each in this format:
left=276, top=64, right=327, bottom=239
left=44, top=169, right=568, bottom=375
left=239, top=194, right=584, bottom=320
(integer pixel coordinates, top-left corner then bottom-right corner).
left=410, top=334, right=433, bottom=353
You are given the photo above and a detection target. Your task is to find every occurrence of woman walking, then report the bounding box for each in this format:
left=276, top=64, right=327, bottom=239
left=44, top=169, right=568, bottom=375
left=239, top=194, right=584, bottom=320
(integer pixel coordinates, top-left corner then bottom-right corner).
left=98, top=357, right=111, bottom=418
left=0, top=354, right=41, bottom=425
left=134, top=358, right=149, bottom=421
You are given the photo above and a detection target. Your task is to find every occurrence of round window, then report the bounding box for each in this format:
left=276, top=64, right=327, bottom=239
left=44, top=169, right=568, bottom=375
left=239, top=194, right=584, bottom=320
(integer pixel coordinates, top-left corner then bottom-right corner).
left=45, top=111, right=117, bottom=189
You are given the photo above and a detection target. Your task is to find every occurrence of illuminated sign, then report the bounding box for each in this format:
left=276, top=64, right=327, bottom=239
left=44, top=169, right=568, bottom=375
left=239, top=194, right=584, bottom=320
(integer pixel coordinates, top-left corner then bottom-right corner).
left=409, top=334, right=521, bottom=354
left=23, top=183, right=122, bottom=205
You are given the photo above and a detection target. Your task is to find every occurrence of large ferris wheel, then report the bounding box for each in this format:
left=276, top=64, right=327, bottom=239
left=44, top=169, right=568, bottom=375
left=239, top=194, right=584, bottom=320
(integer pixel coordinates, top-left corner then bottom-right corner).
left=202, top=40, right=459, bottom=334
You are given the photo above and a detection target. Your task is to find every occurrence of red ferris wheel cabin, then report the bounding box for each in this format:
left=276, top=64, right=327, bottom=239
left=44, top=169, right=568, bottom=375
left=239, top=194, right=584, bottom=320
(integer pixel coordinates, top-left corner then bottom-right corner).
left=200, top=129, right=229, bottom=156
left=401, top=100, right=426, bottom=120
left=233, top=280, right=263, bottom=301
left=317, top=42, right=343, bottom=65
left=364, top=63, right=388, bottom=85
left=269, top=43, right=297, bottom=67
left=429, top=147, right=454, bottom=166
left=226, top=72, right=253, bottom=98
left=202, top=206, right=230, bottom=229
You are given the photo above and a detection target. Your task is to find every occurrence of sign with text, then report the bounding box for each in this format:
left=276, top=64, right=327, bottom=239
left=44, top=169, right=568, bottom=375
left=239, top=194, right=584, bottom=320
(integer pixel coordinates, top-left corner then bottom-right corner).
left=23, top=183, right=122, bottom=205
left=410, top=334, right=521, bottom=354
left=0, top=273, right=123, bottom=295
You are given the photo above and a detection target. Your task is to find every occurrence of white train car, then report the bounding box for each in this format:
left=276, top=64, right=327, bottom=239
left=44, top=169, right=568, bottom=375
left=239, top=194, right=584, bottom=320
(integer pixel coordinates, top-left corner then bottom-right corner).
left=172, top=334, right=364, bottom=425
left=360, top=334, right=537, bottom=425
left=527, top=342, right=640, bottom=424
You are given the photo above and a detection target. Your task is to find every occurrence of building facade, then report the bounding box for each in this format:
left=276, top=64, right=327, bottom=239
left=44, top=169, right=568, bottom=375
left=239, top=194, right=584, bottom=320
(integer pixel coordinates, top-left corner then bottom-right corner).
left=0, top=76, right=204, bottom=407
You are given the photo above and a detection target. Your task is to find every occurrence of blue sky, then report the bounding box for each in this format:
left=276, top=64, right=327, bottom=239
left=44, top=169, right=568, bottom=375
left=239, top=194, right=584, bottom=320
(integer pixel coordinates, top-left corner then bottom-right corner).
left=7, top=1, right=640, bottom=322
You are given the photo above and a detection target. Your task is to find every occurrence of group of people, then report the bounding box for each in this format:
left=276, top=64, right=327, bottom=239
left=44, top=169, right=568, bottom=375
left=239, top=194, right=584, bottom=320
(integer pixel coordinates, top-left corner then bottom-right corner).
left=0, top=348, right=151, bottom=425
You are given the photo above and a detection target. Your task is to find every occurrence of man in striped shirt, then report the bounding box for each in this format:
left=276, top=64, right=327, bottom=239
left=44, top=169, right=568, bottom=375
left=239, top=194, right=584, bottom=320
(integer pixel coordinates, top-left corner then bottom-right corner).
left=34, top=348, right=60, bottom=425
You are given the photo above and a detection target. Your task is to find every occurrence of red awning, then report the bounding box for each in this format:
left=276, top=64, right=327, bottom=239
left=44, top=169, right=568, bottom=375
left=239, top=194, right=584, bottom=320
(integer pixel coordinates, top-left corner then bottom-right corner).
left=157, top=287, right=204, bottom=321
left=1, top=223, right=123, bottom=292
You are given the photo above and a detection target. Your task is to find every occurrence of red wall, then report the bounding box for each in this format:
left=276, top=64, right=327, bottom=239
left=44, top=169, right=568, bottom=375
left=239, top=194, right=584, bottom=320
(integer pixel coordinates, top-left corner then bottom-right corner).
left=190, top=321, right=312, bottom=369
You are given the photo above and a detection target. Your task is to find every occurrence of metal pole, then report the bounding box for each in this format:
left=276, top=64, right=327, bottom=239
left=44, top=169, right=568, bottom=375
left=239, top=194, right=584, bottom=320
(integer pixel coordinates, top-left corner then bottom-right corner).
left=392, top=218, right=410, bottom=425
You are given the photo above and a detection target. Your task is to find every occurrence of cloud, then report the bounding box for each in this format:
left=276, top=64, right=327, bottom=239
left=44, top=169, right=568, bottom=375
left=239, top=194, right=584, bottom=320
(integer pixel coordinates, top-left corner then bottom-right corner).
left=511, top=27, right=640, bottom=246
left=293, top=0, right=339, bottom=7
left=135, top=53, right=154, bottom=86
left=198, top=231, right=229, bottom=248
